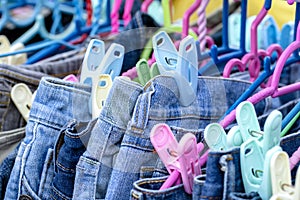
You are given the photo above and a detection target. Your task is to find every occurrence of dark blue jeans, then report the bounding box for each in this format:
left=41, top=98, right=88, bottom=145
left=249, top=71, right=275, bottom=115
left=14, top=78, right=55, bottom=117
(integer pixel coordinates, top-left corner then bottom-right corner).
left=51, top=119, right=97, bottom=200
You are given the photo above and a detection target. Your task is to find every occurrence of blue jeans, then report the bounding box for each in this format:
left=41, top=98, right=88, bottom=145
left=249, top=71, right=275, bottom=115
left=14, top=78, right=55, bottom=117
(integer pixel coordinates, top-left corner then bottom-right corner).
left=105, top=75, right=266, bottom=200
left=51, top=119, right=97, bottom=200
left=0, top=143, right=20, bottom=199
left=4, top=77, right=92, bottom=200
left=72, top=77, right=143, bottom=199
left=130, top=176, right=192, bottom=200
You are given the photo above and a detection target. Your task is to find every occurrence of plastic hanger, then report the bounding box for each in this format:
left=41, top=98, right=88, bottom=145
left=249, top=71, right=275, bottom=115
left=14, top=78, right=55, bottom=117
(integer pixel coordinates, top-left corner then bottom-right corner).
left=197, top=0, right=214, bottom=52
left=289, top=145, right=300, bottom=171
left=220, top=20, right=300, bottom=128
left=12, top=0, right=84, bottom=45
left=281, top=101, right=300, bottom=136
left=198, top=0, right=248, bottom=75
left=220, top=1, right=300, bottom=121
left=110, top=0, right=134, bottom=34
left=270, top=151, right=300, bottom=200
left=141, top=0, right=153, bottom=13
left=0, top=0, right=43, bottom=31
left=223, top=0, right=283, bottom=83
left=89, top=0, right=112, bottom=36
left=153, top=31, right=198, bottom=106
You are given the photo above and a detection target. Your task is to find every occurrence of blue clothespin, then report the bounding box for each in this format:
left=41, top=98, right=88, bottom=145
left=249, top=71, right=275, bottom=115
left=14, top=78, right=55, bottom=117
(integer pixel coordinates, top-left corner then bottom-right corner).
left=153, top=31, right=198, bottom=106
left=80, top=39, right=124, bottom=118
left=280, top=22, right=294, bottom=49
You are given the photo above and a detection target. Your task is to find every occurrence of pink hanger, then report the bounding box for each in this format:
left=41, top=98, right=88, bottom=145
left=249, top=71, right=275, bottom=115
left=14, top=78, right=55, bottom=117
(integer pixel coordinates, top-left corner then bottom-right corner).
left=222, top=0, right=283, bottom=82
left=220, top=21, right=300, bottom=128
left=197, top=0, right=214, bottom=52
left=123, top=0, right=134, bottom=26
left=182, top=0, right=202, bottom=39
left=290, top=146, right=300, bottom=171
left=141, top=0, right=154, bottom=13
left=111, top=0, right=134, bottom=34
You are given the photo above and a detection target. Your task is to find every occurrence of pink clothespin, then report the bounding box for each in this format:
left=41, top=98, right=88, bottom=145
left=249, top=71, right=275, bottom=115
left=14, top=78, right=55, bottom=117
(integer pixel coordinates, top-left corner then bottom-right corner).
left=63, top=74, right=79, bottom=82
left=150, top=123, right=205, bottom=194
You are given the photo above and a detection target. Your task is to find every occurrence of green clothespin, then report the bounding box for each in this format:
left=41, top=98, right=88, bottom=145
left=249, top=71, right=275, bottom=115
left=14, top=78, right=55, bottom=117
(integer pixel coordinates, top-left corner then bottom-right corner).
left=136, top=59, right=151, bottom=85
left=150, top=62, right=160, bottom=78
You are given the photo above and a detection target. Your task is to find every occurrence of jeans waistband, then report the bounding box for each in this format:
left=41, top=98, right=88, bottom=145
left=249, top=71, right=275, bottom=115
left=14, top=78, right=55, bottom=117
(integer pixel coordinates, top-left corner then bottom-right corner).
left=0, top=64, right=45, bottom=87
left=130, top=176, right=191, bottom=200
left=129, top=75, right=266, bottom=135
left=29, top=77, right=92, bottom=128
left=21, top=54, right=84, bottom=78
left=100, top=76, right=143, bottom=128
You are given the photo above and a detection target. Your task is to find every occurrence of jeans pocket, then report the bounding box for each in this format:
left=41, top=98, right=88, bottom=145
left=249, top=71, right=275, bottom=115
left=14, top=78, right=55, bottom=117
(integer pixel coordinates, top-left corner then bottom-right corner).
left=22, top=148, right=54, bottom=200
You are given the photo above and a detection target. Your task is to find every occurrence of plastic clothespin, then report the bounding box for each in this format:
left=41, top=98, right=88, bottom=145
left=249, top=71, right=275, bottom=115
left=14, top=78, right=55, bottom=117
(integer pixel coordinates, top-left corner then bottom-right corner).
left=228, top=13, right=241, bottom=49
left=80, top=39, right=124, bottom=118
left=8, top=43, right=27, bottom=65
left=258, top=110, right=283, bottom=199
left=63, top=74, right=79, bottom=82
left=227, top=126, right=243, bottom=148
left=11, top=83, right=34, bottom=122
left=92, top=74, right=113, bottom=117
left=280, top=22, right=294, bottom=49
left=153, top=31, right=197, bottom=106
left=177, top=35, right=198, bottom=94
left=270, top=151, right=293, bottom=200
left=0, top=35, right=11, bottom=64
left=150, top=123, right=202, bottom=194
left=235, top=101, right=261, bottom=142
left=204, top=123, right=228, bottom=151
left=136, top=59, right=151, bottom=86
left=80, top=39, right=105, bottom=85
left=262, top=15, right=279, bottom=49
left=150, top=62, right=160, bottom=78
left=240, top=109, right=283, bottom=197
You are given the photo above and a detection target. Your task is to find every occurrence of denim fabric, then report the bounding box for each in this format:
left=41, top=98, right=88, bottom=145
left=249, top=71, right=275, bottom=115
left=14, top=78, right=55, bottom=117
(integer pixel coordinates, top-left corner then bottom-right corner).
left=105, top=76, right=266, bottom=200
left=73, top=76, right=143, bottom=199
left=0, top=143, right=20, bottom=199
left=0, top=127, right=25, bottom=163
left=21, top=54, right=84, bottom=78
left=4, top=77, right=92, bottom=200
left=193, top=148, right=244, bottom=200
left=0, top=57, right=84, bottom=133
left=113, top=11, right=160, bottom=74
left=130, top=176, right=192, bottom=200
left=228, top=192, right=261, bottom=200
left=280, top=131, right=300, bottom=183
left=51, top=119, right=97, bottom=200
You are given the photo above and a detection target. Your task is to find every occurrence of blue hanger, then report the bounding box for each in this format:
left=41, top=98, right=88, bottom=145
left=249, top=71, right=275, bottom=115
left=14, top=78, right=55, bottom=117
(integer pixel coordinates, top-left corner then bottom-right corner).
left=12, top=0, right=85, bottom=45
left=220, top=1, right=300, bottom=121
left=198, top=0, right=248, bottom=75
left=0, top=0, right=43, bottom=31
left=89, top=0, right=115, bottom=36
left=281, top=101, right=300, bottom=131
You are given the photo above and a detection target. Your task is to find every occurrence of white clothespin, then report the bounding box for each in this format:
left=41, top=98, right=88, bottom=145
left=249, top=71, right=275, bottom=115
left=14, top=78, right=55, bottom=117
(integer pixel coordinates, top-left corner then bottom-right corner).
left=11, top=83, right=34, bottom=122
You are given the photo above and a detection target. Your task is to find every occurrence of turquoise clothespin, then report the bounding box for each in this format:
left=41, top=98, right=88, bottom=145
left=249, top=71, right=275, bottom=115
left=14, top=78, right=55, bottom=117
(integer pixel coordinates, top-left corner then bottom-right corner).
left=240, top=109, right=283, bottom=199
